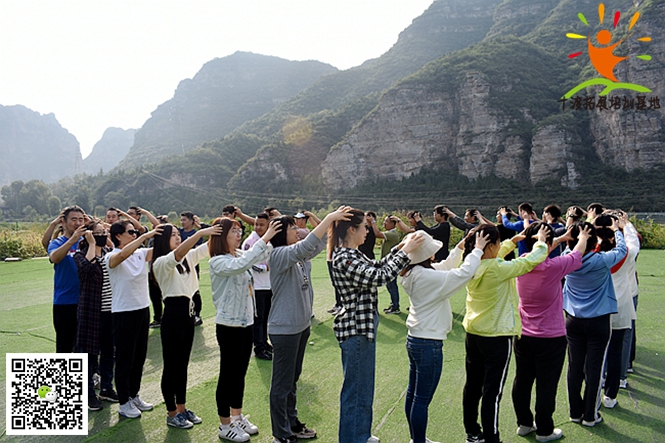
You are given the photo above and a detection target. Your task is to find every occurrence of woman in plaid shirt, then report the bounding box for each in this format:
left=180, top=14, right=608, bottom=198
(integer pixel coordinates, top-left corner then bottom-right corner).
left=328, top=209, right=424, bottom=443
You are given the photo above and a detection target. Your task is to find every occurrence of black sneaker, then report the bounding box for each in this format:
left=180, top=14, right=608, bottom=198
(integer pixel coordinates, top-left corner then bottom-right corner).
left=256, top=350, right=273, bottom=360
left=383, top=305, right=394, bottom=313
left=291, top=419, right=316, bottom=439
left=384, top=306, right=401, bottom=315
left=273, top=437, right=297, bottom=443
left=88, top=395, right=104, bottom=411
left=99, top=389, right=119, bottom=402
left=466, top=433, right=485, bottom=443
left=194, top=316, right=203, bottom=326
left=149, top=321, right=161, bottom=329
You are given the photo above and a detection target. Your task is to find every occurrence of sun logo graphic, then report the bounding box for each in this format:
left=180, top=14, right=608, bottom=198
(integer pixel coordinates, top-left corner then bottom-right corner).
left=562, top=2, right=652, bottom=99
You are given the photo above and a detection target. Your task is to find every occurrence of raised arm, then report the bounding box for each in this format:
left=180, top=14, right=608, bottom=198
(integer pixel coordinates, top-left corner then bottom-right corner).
left=303, top=211, right=321, bottom=228
left=49, top=225, right=87, bottom=264
left=136, top=206, right=160, bottom=229
left=108, top=226, right=163, bottom=268
left=42, top=213, right=64, bottom=251
left=118, top=209, right=146, bottom=233
left=233, top=207, right=256, bottom=226
left=174, top=225, right=222, bottom=262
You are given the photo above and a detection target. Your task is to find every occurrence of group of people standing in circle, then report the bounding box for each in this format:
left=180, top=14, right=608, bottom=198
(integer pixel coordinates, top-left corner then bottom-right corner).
left=45, top=200, right=640, bottom=443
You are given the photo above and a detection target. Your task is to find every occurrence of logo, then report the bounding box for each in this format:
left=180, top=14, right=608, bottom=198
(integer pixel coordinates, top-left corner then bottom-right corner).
left=562, top=2, right=652, bottom=99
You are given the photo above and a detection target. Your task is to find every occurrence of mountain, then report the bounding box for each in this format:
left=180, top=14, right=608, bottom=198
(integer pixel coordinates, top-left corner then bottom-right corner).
left=82, top=127, right=136, bottom=174
left=0, top=104, right=82, bottom=186
left=116, top=52, right=337, bottom=168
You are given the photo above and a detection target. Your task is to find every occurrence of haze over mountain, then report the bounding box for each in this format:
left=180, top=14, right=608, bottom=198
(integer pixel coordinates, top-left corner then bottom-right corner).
left=0, top=104, right=82, bottom=186
left=82, top=127, right=136, bottom=175
left=117, top=52, right=338, bottom=169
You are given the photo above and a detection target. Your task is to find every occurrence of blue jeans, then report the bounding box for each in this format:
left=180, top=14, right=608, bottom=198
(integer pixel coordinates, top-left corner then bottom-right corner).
left=339, top=314, right=378, bottom=443
left=387, top=278, right=400, bottom=309
left=405, top=336, right=443, bottom=443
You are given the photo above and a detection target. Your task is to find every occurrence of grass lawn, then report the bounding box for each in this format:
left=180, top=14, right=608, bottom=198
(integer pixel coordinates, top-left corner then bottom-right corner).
left=1, top=250, right=664, bottom=443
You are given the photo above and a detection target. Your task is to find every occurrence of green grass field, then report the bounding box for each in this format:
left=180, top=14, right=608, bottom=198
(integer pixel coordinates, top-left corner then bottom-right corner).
left=1, top=251, right=664, bottom=443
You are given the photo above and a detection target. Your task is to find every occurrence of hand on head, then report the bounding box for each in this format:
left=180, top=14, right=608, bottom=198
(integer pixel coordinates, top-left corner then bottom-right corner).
left=474, top=232, right=491, bottom=250
left=534, top=225, right=549, bottom=243
left=400, top=231, right=425, bottom=254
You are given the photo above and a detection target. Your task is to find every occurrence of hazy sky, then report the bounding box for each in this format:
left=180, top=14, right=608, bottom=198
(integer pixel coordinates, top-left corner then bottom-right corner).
left=0, top=1, right=433, bottom=158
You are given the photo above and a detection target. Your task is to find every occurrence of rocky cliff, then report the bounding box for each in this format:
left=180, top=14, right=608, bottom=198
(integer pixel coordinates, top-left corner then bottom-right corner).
left=82, top=127, right=136, bottom=174
left=0, top=105, right=82, bottom=186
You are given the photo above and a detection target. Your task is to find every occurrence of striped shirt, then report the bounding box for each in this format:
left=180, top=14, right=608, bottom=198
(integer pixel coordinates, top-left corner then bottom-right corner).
left=331, top=247, right=410, bottom=343
left=100, top=259, right=112, bottom=312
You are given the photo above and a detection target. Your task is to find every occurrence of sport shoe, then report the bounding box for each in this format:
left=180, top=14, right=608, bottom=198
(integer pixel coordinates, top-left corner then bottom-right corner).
left=367, top=436, right=380, bottom=443
left=619, top=379, right=628, bottom=389
left=603, top=395, right=618, bottom=408
left=466, top=433, right=485, bottom=443
left=149, top=321, right=161, bottom=328
left=291, top=419, right=316, bottom=438
left=118, top=400, right=141, bottom=418
left=627, top=367, right=634, bottom=373
left=194, top=316, right=203, bottom=326
left=219, top=422, right=250, bottom=442
left=167, top=412, right=193, bottom=429
left=582, top=414, right=603, bottom=427
left=517, top=423, right=537, bottom=436
left=569, top=416, right=582, bottom=423
left=88, top=395, right=103, bottom=411
left=99, top=389, right=119, bottom=402
left=273, top=437, right=297, bottom=443
left=233, top=414, right=258, bottom=435
left=383, top=305, right=394, bottom=313
left=131, top=394, right=153, bottom=411
left=384, top=306, right=401, bottom=314
left=536, top=428, right=563, bottom=442
left=327, top=305, right=340, bottom=314
left=255, top=350, right=273, bottom=360
left=409, top=439, right=440, bottom=443
left=184, top=408, right=202, bottom=424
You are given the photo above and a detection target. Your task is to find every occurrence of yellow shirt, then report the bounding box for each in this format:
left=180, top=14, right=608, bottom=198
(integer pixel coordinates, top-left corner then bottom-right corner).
left=463, top=240, right=548, bottom=337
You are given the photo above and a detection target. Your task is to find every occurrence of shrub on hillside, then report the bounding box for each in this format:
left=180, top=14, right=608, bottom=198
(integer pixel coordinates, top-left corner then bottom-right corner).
left=632, top=217, right=665, bottom=250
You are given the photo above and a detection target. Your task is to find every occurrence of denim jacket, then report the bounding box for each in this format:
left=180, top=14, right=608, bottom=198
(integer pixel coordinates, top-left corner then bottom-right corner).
left=209, top=239, right=272, bottom=327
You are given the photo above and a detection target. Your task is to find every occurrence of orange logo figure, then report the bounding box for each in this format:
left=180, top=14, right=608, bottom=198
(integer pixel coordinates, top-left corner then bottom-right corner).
left=563, top=3, right=652, bottom=98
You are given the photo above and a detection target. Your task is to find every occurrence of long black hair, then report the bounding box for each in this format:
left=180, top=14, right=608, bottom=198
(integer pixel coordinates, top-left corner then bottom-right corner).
left=463, top=223, right=500, bottom=259
left=151, top=224, right=190, bottom=275
left=327, top=209, right=365, bottom=256
left=270, top=215, right=296, bottom=248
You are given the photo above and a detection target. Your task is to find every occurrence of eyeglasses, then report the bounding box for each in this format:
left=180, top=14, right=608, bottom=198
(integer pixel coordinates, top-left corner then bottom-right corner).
left=126, top=229, right=139, bottom=236
left=290, top=226, right=300, bottom=232
left=230, top=228, right=242, bottom=234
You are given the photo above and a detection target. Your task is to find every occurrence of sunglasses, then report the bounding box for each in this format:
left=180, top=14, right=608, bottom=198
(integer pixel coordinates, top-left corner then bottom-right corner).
left=126, top=229, right=139, bottom=236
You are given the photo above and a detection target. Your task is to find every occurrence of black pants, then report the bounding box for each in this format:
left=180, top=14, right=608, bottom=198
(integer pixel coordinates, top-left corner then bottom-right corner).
left=604, top=328, right=626, bottom=399
left=512, top=335, right=567, bottom=436
left=148, top=273, right=163, bottom=322
left=53, top=304, right=78, bottom=353
left=463, top=333, right=513, bottom=443
left=216, top=324, right=253, bottom=418
left=99, top=311, right=115, bottom=392
left=269, top=328, right=310, bottom=438
left=253, top=290, right=273, bottom=353
left=565, top=313, right=611, bottom=422
left=326, top=261, right=342, bottom=306
left=113, top=307, right=150, bottom=404
left=193, top=264, right=202, bottom=316
left=160, top=297, right=195, bottom=411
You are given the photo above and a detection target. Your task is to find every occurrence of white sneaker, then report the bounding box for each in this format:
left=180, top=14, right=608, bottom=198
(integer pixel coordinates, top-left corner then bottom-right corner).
left=130, top=394, right=153, bottom=411
left=517, top=423, right=537, bottom=436
left=233, top=413, right=258, bottom=435
left=367, top=436, right=380, bottom=443
left=535, top=428, right=563, bottom=442
left=582, top=414, right=603, bottom=427
left=118, top=400, right=141, bottom=418
left=619, top=379, right=628, bottom=389
left=603, top=395, right=618, bottom=408
left=219, top=422, right=250, bottom=442
left=409, top=439, right=440, bottom=443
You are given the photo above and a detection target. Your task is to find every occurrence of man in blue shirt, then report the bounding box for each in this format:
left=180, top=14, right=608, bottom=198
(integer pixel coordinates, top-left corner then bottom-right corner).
left=48, top=205, right=87, bottom=352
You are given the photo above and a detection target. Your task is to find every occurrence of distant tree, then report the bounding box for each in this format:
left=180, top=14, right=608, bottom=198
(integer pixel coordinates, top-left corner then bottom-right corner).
left=74, top=186, right=92, bottom=213
left=19, top=180, right=51, bottom=214
left=1, top=180, right=25, bottom=214
left=47, top=195, right=62, bottom=217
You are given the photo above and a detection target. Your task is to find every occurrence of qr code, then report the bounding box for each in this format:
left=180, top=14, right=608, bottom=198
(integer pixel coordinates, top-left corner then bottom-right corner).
left=6, top=353, right=88, bottom=435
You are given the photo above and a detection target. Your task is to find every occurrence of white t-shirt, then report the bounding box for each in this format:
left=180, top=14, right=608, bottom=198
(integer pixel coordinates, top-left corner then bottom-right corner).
left=106, top=248, right=150, bottom=313
left=152, top=244, right=208, bottom=300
